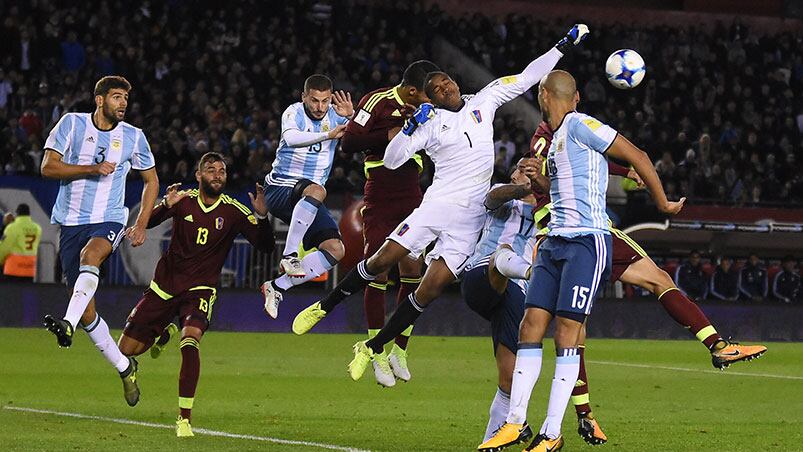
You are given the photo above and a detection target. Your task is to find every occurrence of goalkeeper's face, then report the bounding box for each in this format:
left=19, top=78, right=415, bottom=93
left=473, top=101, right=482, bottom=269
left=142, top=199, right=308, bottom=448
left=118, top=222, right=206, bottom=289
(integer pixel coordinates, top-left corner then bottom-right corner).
left=426, top=73, right=461, bottom=109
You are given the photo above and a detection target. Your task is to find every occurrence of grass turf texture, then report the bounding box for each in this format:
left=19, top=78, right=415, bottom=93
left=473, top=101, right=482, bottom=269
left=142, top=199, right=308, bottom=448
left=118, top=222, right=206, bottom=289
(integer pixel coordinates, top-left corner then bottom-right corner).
left=0, top=328, right=800, bottom=451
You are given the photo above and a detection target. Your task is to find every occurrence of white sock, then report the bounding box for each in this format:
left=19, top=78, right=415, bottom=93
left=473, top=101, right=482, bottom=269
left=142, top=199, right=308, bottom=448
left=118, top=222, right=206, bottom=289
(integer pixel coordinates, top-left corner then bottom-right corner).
left=484, top=387, right=511, bottom=441
left=64, top=266, right=100, bottom=330
left=283, top=197, right=320, bottom=256
left=274, top=250, right=337, bottom=290
left=540, top=348, right=581, bottom=439
left=506, top=343, right=543, bottom=425
left=495, top=248, right=531, bottom=280
left=83, top=314, right=130, bottom=373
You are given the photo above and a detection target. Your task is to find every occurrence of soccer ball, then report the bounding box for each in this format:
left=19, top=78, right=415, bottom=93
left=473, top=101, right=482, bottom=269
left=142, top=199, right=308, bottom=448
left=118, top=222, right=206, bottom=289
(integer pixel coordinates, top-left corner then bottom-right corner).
left=605, top=49, right=646, bottom=89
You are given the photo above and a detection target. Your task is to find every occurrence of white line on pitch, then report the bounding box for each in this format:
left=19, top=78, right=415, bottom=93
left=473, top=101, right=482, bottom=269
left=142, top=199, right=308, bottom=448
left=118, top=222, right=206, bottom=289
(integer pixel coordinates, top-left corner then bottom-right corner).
left=3, top=406, right=370, bottom=451
left=587, top=360, right=803, bottom=381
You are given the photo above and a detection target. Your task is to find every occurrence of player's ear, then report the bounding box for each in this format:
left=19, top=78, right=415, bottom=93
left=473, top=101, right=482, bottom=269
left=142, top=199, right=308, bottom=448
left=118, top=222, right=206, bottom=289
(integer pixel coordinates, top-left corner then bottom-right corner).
left=95, top=94, right=103, bottom=108
left=195, top=170, right=201, bottom=183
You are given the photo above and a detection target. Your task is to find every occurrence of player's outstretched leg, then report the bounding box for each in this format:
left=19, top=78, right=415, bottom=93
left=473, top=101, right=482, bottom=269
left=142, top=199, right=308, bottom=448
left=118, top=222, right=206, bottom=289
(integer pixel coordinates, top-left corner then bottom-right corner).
left=389, top=270, right=421, bottom=382
left=265, top=248, right=340, bottom=319
left=119, top=356, right=140, bottom=407
left=363, top=277, right=395, bottom=386
left=79, top=310, right=141, bottom=405
left=620, top=257, right=768, bottom=369
left=281, top=184, right=327, bottom=277
left=151, top=323, right=179, bottom=359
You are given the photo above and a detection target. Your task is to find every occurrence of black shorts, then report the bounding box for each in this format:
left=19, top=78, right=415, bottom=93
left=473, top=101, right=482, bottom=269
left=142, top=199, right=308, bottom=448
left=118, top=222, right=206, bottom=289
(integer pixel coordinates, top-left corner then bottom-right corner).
left=460, top=265, right=525, bottom=355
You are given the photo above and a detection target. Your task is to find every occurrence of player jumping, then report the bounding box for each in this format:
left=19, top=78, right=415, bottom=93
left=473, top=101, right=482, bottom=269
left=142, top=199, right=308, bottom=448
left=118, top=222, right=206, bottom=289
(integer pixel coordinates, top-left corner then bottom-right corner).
left=117, top=152, right=275, bottom=437
left=328, top=60, right=440, bottom=386
left=261, top=74, right=353, bottom=319
left=524, top=121, right=768, bottom=446
left=292, top=25, right=590, bottom=382
left=41, top=75, right=159, bottom=406
left=479, top=68, right=685, bottom=451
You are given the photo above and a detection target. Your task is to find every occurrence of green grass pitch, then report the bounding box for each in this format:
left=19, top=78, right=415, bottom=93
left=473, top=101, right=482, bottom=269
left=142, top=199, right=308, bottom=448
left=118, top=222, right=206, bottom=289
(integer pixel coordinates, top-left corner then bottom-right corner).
left=0, top=328, right=800, bottom=451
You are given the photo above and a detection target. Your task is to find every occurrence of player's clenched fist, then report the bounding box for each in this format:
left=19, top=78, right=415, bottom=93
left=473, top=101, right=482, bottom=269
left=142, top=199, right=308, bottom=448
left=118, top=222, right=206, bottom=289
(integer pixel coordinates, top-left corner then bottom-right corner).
left=93, top=161, right=116, bottom=176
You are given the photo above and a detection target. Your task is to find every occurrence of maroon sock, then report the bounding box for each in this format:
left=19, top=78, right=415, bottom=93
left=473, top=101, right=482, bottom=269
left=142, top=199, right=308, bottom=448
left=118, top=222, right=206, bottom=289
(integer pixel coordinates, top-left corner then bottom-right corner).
left=572, top=345, right=591, bottom=415
left=394, top=278, right=420, bottom=349
left=658, top=288, right=722, bottom=349
left=364, top=283, right=387, bottom=331
left=179, top=337, right=201, bottom=421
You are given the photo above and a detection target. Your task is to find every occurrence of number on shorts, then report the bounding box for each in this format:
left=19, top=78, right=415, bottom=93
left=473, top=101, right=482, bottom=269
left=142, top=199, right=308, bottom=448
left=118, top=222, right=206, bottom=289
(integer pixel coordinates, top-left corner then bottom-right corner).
left=107, top=230, right=116, bottom=242
left=571, top=285, right=591, bottom=309
left=196, top=227, right=208, bottom=245
left=199, top=297, right=208, bottom=313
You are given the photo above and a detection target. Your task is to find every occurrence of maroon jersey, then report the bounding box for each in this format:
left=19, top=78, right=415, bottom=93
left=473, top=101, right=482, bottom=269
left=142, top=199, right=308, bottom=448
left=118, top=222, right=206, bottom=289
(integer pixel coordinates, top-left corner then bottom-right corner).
left=341, top=86, right=422, bottom=202
left=146, top=189, right=274, bottom=296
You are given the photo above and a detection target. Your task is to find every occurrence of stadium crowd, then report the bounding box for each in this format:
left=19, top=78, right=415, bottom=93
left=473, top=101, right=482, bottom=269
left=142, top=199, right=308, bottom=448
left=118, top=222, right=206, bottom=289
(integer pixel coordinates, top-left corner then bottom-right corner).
left=1, top=0, right=802, bottom=207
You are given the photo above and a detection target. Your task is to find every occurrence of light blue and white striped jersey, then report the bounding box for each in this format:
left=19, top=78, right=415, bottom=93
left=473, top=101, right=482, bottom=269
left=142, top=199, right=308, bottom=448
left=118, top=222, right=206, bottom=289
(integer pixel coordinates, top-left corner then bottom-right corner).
left=266, top=102, right=348, bottom=187
left=44, top=112, right=155, bottom=226
left=466, top=189, right=537, bottom=290
left=546, top=112, right=616, bottom=237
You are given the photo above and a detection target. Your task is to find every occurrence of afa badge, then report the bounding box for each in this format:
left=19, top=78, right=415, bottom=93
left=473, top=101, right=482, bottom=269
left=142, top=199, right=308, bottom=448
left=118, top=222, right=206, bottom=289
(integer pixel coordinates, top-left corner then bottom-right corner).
left=111, top=138, right=122, bottom=150
left=215, top=217, right=224, bottom=230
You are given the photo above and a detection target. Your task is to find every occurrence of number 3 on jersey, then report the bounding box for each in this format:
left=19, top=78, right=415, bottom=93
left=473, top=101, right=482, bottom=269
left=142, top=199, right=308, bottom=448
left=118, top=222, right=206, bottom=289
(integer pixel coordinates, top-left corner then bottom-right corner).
left=196, top=227, right=209, bottom=245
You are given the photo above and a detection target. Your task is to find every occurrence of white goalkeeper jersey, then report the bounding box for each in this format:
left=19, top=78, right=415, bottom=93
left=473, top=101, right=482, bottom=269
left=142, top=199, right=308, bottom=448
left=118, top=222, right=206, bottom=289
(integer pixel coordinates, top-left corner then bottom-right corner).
left=385, top=47, right=564, bottom=212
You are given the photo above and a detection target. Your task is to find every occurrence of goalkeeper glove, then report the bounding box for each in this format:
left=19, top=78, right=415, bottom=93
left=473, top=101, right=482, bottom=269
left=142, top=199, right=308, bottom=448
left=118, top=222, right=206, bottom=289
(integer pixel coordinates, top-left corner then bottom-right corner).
left=555, top=24, right=590, bottom=53
left=402, top=103, right=435, bottom=136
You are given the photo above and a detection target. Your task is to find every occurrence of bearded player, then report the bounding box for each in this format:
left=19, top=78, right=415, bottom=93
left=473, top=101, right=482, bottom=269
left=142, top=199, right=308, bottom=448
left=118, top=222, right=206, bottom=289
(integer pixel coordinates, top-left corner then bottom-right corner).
left=326, top=60, right=440, bottom=387
left=117, top=152, right=275, bottom=437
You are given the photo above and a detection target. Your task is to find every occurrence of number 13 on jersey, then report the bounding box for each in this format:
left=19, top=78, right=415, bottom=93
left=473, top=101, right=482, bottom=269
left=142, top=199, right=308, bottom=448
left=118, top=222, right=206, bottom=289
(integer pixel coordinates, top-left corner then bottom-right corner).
left=196, top=227, right=209, bottom=245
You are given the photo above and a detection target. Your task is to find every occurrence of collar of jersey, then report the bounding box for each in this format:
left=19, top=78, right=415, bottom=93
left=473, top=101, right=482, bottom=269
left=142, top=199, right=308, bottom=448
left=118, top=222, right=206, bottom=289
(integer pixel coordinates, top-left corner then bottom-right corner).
left=552, top=110, right=577, bottom=132
left=197, top=193, right=222, bottom=213
left=90, top=112, right=121, bottom=132
left=391, top=86, right=405, bottom=106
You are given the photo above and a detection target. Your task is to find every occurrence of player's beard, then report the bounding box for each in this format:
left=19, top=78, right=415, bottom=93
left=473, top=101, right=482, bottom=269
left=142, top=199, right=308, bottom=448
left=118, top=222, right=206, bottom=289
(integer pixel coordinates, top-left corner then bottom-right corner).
left=201, top=178, right=225, bottom=197
left=102, top=103, right=123, bottom=124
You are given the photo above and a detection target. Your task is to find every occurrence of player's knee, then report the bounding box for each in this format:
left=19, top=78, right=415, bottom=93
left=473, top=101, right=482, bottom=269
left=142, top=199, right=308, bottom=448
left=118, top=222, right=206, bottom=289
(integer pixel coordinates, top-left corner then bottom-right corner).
left=303, top=183, right=327, bottom=202
left=554, top=316, right=583, bottom=349
left=650, top=268, right=676, bottom=294
left=79, top=247, right=104, bottom=266
left=321, top=239, right=345, bottom=262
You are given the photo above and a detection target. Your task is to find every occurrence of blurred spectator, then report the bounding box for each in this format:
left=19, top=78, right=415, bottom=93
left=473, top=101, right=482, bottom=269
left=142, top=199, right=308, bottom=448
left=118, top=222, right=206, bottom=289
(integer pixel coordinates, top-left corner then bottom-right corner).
left=60, top=31, right=85, bottom=72
left=0, top=204, right=41, bottom=282
left=494, top=131, right=516, bottom=172
left=675, top=250, right=708, bottom=302
left=738, top=253, right=768, bottom=301
left=709, top=256, right=739, bottom=301
left=0, top=69, right=12, bottom=109
left=772, top=256, right=800, bottom=304
left=1, top=212, right=15, bottom=237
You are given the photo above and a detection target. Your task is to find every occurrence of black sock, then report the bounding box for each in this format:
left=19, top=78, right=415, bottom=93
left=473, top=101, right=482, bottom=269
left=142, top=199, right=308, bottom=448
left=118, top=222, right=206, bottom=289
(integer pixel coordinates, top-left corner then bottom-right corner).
left=366, top=293, right=423, bottom=354
left=320, top=260, right=374, bottom=312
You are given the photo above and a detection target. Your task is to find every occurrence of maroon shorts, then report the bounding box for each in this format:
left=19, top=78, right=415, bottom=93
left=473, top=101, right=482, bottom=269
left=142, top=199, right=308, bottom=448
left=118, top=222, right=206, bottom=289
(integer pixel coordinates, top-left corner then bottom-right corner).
left=123, top=287, right=217, bottom=344
left=362, top=196, right=423, bottom=257
left=610, top=228, right=647, bottom=282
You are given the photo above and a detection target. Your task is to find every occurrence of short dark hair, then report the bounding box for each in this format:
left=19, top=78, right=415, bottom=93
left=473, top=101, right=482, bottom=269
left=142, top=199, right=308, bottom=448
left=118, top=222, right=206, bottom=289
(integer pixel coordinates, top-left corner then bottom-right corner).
left=401, top=60, right=440, bottom=91
left=94, top=76, right=132, bottom=97
left=304, top=74, right=333, bottom=93
left=197, top=152, right=226, bottom=172
left=16, top=203, right=30, bottom=216
left=424, top=71, right=450, bottom=100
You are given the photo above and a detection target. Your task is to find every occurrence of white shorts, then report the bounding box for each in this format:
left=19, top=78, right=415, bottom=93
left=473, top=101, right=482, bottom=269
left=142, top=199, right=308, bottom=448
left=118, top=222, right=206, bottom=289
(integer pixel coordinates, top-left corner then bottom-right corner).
left=387, top=201, right=485, bottom=277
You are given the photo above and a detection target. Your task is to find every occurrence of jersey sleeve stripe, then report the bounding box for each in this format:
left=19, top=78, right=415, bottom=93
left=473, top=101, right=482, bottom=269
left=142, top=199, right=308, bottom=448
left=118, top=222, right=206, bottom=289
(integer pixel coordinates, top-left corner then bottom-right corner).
left=364, top=90, right=393, bottom=112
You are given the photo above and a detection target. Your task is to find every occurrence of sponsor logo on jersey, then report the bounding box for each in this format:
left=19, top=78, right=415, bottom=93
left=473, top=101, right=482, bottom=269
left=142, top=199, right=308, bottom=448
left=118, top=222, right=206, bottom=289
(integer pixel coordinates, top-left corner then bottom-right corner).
left=396, top=223, right=410, bottom=236
left=441, top=124, right=449, bottom=132
left=471, top=110, right=482, bottom=124
left=215, top=217, right=224, bottom=230
left=183, top=214, right=194, bottom=222
left=86, top=136, right=95, bottom=143
left=247, top=214, right=257, bottom=225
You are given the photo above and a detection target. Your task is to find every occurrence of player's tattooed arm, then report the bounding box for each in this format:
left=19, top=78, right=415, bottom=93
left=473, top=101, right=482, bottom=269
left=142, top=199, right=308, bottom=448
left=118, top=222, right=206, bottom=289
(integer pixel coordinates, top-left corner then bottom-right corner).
left=484, top=184, right=532, bottom=211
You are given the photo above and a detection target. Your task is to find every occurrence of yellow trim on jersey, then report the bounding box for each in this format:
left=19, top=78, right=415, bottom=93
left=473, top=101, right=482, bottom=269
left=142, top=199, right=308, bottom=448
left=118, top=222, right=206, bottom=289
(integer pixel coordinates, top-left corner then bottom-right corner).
left=149, top=280, right=174, bottom=300
left=196, top=192, right=222, bottom=213
left=363, top=154, right=424, bottom=178
left=610, top=227, right=648, bottom=258
left=390, top=85, right=405, bottom=105
left=364, top=88, right=395, bottom=112
left=221, top=194, right=252, bottom=216
left=533, top=203, right=552, bottom=229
